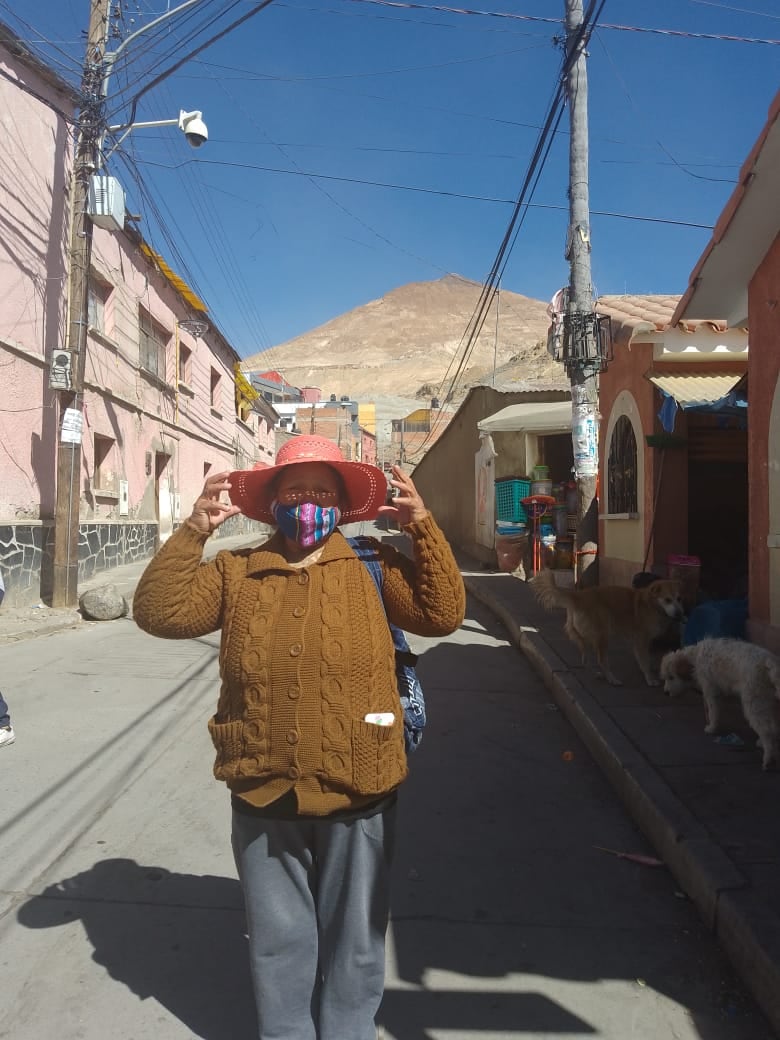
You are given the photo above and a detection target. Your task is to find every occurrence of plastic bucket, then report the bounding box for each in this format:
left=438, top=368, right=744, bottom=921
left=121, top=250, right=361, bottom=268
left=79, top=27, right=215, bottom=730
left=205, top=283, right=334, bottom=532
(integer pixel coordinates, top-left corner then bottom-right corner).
left=531, top=479, right=553, bottom=497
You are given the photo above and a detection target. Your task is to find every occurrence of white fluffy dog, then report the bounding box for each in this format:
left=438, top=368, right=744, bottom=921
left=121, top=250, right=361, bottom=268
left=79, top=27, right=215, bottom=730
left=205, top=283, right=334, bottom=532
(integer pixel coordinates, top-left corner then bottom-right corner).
left=660, top=637, right=780, bottom=771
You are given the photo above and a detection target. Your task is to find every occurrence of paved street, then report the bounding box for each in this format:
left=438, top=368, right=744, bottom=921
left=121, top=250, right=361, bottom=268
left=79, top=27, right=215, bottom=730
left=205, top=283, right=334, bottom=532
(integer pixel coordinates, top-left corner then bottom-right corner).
left=0, top=577, right=773, bottom=1038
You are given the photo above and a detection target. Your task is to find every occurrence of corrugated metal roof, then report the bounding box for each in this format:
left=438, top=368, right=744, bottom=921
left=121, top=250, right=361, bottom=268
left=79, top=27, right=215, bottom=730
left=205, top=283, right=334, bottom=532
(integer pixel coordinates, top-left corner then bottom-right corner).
left=648, top=373, right=742, bottom=407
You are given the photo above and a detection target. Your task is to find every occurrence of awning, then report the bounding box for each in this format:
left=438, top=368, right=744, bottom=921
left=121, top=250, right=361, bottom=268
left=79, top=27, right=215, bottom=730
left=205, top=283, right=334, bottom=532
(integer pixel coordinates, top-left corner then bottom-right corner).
left=650, top=372, right=746, bottom=433
left=477, top=400, right=571, bottom=434
left=648, top=373, right=742, bottom=408
left=139, top=243, right=208, bottom=314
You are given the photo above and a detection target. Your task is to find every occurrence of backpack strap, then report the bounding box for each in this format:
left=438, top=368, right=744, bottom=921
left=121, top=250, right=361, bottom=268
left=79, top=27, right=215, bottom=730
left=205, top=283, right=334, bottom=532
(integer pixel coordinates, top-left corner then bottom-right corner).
left=346, top=537, right=412, bottom=655
left=347, top=536, right=426, bottom=753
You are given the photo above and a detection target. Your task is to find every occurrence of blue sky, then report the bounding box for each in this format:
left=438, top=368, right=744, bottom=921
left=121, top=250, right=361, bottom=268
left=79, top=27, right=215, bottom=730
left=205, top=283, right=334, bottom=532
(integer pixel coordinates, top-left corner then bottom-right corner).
left=5, top=0, right=779, bottom=357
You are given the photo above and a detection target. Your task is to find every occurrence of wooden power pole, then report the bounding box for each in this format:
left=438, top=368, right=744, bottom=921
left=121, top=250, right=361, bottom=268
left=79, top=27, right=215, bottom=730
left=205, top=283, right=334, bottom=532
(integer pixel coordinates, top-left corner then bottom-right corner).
left=51, top=0, right=111, bottom=606
left=565, top=0, right=600, bottom=587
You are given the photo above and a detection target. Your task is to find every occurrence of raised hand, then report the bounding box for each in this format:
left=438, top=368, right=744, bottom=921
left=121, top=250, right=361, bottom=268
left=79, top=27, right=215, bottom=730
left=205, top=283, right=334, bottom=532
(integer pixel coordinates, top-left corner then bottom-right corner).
left=185, top=472, right=241, bottom=534
left=377, top=465, right=428, bottom=527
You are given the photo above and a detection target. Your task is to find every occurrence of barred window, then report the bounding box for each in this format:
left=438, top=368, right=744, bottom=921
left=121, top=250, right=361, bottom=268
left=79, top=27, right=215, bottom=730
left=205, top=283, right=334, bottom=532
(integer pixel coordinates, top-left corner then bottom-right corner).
left=139, top=306, right=169, bottom=379
left=88, top=278, right=110, bottom=332
left=607, top=415, right=638, bottom=514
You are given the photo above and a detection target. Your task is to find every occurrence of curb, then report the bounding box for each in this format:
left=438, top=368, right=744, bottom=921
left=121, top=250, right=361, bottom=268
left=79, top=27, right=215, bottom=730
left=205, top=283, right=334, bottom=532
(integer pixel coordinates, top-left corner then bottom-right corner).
left=464, top=575, right=780, bottom=1036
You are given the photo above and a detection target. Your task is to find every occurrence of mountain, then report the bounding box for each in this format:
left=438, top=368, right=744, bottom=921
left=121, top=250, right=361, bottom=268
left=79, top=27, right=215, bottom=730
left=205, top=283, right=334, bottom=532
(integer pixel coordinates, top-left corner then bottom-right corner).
left=244, top=275, right=566, bottom=404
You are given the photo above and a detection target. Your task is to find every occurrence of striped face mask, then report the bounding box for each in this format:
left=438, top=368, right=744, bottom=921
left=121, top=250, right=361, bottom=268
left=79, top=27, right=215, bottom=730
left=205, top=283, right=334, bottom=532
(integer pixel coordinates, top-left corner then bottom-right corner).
left=271, top=501, right=341, bottom=548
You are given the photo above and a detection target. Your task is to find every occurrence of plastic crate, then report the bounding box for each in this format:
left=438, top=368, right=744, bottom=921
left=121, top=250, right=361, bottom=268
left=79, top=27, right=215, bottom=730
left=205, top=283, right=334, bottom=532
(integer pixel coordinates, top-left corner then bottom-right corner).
left=495, top=478, right=531, bottom=522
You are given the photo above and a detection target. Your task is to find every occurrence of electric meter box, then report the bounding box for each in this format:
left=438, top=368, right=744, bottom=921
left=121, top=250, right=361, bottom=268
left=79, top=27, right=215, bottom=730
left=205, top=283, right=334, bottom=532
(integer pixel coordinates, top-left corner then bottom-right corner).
left=88, top=175, right=125, bottom=232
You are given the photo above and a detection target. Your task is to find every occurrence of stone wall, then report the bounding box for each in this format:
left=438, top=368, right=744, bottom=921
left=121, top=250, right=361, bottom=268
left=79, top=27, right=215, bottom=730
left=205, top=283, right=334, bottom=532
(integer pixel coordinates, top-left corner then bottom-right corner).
left=0, top=516, right=266, bottom=606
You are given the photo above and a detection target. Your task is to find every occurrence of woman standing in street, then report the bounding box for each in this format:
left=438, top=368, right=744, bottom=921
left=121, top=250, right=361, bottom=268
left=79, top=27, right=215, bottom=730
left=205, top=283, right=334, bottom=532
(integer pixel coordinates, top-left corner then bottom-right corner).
left=133, top=435, right=465, bottom=1040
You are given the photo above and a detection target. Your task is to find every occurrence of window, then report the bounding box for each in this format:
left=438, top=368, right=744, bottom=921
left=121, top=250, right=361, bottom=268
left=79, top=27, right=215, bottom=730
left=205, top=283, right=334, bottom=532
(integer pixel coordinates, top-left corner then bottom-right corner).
left=88, top=276, right=111, bottom=334
left=210, top=367, right=222, bottom=411
left=178, top=343, right=192, bottom=385
left=607, top=415, right=638, bottom=514
left=93, top=434, right=117, bottom=494
left=139, top=306, right=169, bottom=379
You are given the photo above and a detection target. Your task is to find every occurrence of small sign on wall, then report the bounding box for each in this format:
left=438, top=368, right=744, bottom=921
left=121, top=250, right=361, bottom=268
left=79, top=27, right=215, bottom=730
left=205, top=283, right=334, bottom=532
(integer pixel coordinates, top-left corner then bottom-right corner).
left=119, top=479, right=129, bottom=517
left=61, top=407, right=83, bottom=444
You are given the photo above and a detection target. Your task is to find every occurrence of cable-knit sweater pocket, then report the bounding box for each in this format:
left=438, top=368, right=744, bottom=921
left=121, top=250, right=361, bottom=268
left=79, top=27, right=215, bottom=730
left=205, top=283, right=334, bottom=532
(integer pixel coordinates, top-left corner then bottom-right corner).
left=350, top=719, right=407, bottom=795
left=209, top=717, right=255, bottom=781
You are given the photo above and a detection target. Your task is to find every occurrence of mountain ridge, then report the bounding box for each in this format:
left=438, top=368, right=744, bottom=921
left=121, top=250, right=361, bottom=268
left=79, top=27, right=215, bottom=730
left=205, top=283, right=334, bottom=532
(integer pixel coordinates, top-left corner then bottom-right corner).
left=244, top=275, right=567, bottom=403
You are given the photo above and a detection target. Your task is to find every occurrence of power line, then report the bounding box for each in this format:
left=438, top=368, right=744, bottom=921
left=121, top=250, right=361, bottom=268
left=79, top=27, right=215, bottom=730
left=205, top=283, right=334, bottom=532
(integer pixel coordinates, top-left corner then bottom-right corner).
left=340, top=0, right=780, bottom=45
left=594, top=33, right=736, bottom=184
left=0, top=65, right=78, bottom=124
left=107, top=0, right=277, bottom=130
left=0, top=3, right=85, bottom=75
left=407, top=0, right=607, bottom=461
left=141, top=85, right=274, bottom=352
left=689, top=0, right=780, bottom=21
left=104, top=0, right=243, bottom=112
left=132, top=156, right=717, bottom=229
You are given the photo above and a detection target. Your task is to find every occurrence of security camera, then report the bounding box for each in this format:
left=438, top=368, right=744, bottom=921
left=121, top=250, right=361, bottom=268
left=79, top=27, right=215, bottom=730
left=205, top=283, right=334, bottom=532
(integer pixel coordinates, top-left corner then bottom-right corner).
left=178, top=109, right=208, bottom=148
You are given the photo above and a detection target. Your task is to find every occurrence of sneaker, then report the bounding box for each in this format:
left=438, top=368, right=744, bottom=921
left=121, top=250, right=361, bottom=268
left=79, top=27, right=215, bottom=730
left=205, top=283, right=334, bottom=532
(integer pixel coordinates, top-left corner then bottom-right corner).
left=0, top=725, right=15, bottom=747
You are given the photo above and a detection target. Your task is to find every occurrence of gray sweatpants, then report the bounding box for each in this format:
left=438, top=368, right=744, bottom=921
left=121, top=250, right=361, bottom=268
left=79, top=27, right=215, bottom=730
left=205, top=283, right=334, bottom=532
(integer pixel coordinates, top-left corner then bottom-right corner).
left=232, top=802, right=397, bottom=1040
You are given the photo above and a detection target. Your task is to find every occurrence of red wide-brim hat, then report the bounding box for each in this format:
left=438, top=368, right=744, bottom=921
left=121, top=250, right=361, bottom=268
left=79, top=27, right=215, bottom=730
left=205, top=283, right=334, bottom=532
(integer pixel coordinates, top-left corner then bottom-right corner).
left=229, top=434, right=387, bottom=524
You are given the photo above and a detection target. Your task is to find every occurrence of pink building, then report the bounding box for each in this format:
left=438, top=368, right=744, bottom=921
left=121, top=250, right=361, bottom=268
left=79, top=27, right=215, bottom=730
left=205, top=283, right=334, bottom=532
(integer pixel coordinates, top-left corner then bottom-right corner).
left=0, top=26, right=274, bottom=605
left=360, top=428, right=377, bottom=467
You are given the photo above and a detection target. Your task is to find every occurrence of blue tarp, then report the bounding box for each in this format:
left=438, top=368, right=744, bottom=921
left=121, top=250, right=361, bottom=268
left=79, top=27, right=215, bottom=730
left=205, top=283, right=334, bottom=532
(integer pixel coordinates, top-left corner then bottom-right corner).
left=657, top=386, right=747, bottom=433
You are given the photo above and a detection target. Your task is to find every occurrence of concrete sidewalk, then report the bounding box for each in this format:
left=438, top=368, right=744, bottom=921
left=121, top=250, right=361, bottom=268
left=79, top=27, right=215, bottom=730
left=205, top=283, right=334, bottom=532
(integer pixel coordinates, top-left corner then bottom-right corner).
left=2, top=534, right=779, bottom=1034
left=460, top=560, right=780, bottom=1037
left=0, top=532, right=262, bottom=646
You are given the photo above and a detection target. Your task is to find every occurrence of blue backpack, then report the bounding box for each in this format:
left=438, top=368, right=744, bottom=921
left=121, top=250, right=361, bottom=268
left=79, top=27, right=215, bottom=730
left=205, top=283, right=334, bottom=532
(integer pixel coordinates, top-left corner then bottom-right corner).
left=348, top=537, right=426, bottom=754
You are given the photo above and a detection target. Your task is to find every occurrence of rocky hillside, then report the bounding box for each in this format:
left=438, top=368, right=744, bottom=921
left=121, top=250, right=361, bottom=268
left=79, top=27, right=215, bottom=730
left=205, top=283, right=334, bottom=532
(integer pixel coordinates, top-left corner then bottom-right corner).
left=244, top=275, right=566, bottom=403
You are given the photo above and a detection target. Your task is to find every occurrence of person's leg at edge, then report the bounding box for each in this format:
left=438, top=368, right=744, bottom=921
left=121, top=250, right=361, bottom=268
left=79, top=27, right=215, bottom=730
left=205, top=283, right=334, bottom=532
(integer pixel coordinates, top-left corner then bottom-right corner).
left=232, top=811, right=320, bottom=1040
left=0, top=691, right=14, bottom=746
left=315, top=802, right=397, bottom=1040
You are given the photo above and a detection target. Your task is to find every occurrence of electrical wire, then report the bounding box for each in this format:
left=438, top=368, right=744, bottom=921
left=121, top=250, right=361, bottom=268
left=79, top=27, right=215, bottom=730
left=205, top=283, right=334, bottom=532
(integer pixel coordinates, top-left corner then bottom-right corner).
left=339, top=0, right=780, bottom=46
left=0, top=65, right=78, bottom=124
left=0, top=3, right=85, bottom=76
left=105, top=0, right=277, bottom=130
left=104, top=0, right=243, bottom=109
left=690, top=0, right=780, bottom=17
left=143, top=83, right=274, bottom=351
left=212, top=75, right=454, bottom=297
left=594, top=31, right=737, bottom=183
left=130, top=156, right=717, bottom=229
left=406, top=0, right=607, bottom=461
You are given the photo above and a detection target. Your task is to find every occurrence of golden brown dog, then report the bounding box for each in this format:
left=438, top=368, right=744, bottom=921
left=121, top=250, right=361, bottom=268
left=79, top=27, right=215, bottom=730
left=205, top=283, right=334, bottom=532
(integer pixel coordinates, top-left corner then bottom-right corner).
left=530, top=569, right=685, bottom=686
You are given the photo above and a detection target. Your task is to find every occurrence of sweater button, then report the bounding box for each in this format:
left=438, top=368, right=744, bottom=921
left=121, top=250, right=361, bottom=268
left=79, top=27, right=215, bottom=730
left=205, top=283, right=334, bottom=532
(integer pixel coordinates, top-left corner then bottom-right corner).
left=290, top=643, right=302, bottom=656
left=288, top=684, right=301, bottom=700
left=292, top=606, right=305, bottom=618
left=298, top=573, right=309, bottom=585
left=287, top=730, right=300, bottom=744
left=288, top=766, right=300, bottom=780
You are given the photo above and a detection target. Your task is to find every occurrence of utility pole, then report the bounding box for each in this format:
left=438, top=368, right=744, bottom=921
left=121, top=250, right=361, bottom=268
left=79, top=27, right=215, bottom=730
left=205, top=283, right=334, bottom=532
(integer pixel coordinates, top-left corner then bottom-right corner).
left=51, top=0, right=111, bottom=606
left=565, top=0, right=599, bottom=587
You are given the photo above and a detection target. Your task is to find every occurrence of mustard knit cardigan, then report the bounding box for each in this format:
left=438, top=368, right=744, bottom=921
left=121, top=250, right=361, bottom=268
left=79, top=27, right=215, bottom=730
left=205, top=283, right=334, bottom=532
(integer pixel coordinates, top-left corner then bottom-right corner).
left=133, top=514, right=465, bottom=815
